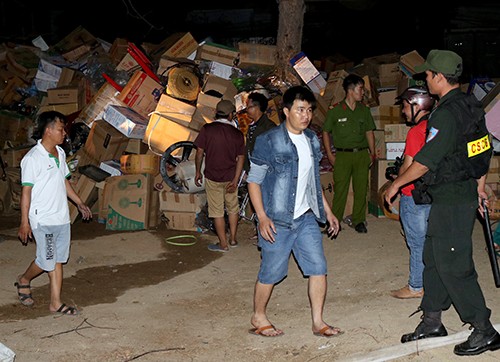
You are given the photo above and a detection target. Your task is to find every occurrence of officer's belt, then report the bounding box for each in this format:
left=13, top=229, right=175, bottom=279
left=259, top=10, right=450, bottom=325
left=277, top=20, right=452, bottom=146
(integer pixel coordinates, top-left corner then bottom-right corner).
left=335, top=147, right=368, bottom=152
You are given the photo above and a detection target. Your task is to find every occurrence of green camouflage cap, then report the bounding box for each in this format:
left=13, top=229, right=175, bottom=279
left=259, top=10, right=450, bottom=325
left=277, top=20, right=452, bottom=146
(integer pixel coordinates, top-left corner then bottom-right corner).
left=415, top=49, right=463, bottom=76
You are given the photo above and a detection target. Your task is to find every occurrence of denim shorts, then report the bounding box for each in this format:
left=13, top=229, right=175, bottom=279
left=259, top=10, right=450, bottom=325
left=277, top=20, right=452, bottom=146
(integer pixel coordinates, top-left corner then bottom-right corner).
left=33, top=223, right=71, bottom=272
left=257, top=211, right=327, bottom=284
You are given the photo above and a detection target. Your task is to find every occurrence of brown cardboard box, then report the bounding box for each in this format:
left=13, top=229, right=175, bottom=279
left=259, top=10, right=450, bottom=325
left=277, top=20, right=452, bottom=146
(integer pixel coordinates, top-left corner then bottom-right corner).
left=37, top=102, right=80, bottom=116
left=162, top=210, right=202, bottom=232
left=399, top=50, right=425, bottom=76
left=105, top=174, right=153, bottom=231
left=47, top=86, right=79, bottom=104
left=238, top=43, right=277, bottom=67
left=196, top=42, right=239, bottom=66
left=384, top=123, right=409, bottom=142
left=370, top=159, right=396, bottom=202
left=144, top=109, right=199, bottom=154
left=126, top=139, right=149, bottom=154
left=150, top=93, right=196, bottom=129
left=191, top=92, right=218, bottom=131
left=1, top=145, right=33, bottom=168
left=378, top=63, right=401, bottom=87
left=159, top=190, right=207, bottom=213
left=322, top=70, right=349, bottom=107
left=378, top=89, right=398, bottom=106
left=373, top=129, right=386, bottom=159
left=202, top=74, right=238, bottom=101
left=370, top=105, right=402, bottom=129
left=117, top=70, right=164, bottom=119
left=83, top=120, right=129, bottom=164
left=0, top=110, right=33, bottom=146
left=120, top=154, right=160, bottom=175
left=75, top=82, right=126, bottom=128
left=153, top=32, right=198, bottom=60
left=69, top=174, right=98, bottom=223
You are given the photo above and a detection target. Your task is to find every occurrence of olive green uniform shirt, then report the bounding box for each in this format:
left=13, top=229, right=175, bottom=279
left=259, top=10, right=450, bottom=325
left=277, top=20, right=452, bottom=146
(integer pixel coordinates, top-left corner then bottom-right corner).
left=323, top=100, right=376, bottom=148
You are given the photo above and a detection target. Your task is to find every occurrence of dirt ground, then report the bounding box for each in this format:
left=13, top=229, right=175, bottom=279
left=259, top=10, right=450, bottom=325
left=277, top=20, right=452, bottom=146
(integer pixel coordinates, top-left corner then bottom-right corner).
left=1, top=210, right=500, bottom=362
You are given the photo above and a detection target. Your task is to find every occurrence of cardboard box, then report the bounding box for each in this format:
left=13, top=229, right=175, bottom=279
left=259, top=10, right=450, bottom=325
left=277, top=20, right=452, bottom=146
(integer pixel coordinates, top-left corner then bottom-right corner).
left=47, top=85, right=79, bottom=104
left=162, top=210, right=202, bottom=232
left=196, top=42, right=239, bottom=66
left=115, top=52, right=140, bottom=73
left=370, top=105, right=402, bottom=129
left=322, top=70, right=349, bottom=107
left=385, top=142, right=405, bottom=160
left=399, top=50, right=425, bottom=76
left=191, top=92, right=218, bottom=130
left=370, top=159, right=396, bottom=200
left=362, top=75, right=379, bottom=107
left=384, top=123, right=409, bottom=142
left=126, top=138, right=149, bottom=154
left=150, top=93, right=196, bottom=128
left=37, top=102, right=79, bottom=116
left=202, top=74, right=238, bottom=101
left=69, top=174, right=98, bottom=223
left=0, top=110, right=33, bottom=146
left=290, top=51, right=326, bottom=95
left=76, top=82, right=126, bottom=128
left=104, top=104, right=149, bottom=139
left=373, top=129, right=386, bottom=159
left=378, top=89, right=398, bottom=106
left=105, top=174, right=153, bottom=231
left=83, top=119, right=129, bottom=164
left=159, top=190, right=207, bottom=213
left=1, top=145, right=33, bottom=168
left=154, top=32, right=198, bottom=60
left=238, top=42, right=277, bottom=67
left=117, top=70, right=164, bottom=119
left=120, top=154, right=160, bottom=175
left=378, top=63, right=401, bottom=87
left=144, top=108, right=199, bottom=154
left=99, top=160, right=122, bottom=176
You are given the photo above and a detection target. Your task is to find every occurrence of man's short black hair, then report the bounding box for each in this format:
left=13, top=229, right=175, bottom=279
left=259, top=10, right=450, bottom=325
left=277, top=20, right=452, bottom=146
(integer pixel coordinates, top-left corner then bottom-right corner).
left=342, top=74, right=364, bottom=92
left=282, top=85, right=316, bottom=111
left=33, top=111, right=66, bottom=140
left=248, top=92, right=269, bottom=112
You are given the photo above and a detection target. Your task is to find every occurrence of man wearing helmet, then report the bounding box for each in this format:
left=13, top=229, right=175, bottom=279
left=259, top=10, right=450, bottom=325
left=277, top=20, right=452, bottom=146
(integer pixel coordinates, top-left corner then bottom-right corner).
left=389, top=86, right=435, bottom=299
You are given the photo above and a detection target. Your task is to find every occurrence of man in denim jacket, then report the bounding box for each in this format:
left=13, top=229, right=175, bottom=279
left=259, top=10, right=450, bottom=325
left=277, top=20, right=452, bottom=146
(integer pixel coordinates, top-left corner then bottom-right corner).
left=247, top=86, right=341, bottom=338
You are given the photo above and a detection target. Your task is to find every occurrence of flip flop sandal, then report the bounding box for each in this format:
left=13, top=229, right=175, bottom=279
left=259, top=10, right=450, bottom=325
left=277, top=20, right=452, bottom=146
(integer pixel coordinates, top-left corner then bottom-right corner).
left=52, top=303, right=80, bottom=316
left=14, top=281, right=34, bottom=307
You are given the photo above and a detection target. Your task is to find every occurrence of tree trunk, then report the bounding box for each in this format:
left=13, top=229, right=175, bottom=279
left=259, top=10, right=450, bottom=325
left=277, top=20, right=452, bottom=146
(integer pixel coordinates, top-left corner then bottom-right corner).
left=276, top=0, right=305, bottom=87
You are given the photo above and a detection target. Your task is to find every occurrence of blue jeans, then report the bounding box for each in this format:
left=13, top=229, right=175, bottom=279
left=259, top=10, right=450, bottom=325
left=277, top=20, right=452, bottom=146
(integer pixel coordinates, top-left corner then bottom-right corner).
left=399, top=195, right=431, bottom=291
left=257, top=211, right=327, bottom=284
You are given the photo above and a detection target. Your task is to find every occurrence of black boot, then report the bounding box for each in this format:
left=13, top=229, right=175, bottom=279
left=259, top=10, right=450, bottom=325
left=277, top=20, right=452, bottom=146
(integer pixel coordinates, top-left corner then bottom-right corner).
left=454, top=320, right=500, bottom=356
left=401, top=311, right=448, bottom=343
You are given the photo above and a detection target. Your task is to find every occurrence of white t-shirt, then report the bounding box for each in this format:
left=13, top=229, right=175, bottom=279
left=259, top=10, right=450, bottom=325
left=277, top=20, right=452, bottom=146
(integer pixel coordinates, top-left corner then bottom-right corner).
left=20, top=140, right=71, bottom=227
left=288, top=131, right=312, bottom=218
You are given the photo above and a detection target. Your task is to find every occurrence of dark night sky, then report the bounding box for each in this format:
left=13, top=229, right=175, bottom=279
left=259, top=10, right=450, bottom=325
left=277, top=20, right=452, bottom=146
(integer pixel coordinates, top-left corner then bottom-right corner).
left=1, top=1, right=499, bottom=79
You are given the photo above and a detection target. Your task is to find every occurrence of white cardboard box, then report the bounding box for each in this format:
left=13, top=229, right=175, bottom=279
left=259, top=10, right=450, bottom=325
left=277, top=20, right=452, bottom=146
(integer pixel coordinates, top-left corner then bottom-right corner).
left=104, top=105, right=149, bottom=139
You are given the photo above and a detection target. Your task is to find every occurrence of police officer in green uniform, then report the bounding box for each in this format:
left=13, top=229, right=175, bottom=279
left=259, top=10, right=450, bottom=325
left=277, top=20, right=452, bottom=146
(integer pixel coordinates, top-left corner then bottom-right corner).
left=322, top=74, right=376, bottom=233
left=385, top=49, right=500, bottom=356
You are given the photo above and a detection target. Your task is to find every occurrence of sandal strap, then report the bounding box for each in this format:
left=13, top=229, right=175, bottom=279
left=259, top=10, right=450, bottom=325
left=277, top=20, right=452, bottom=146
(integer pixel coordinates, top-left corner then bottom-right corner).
left=17, top=292, right=32, bottom=301
left=14, top=282, right=31, bottom=289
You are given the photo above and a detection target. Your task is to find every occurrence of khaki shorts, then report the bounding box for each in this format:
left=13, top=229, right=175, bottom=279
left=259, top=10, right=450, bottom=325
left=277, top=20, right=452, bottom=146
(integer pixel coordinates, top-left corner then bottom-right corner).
left=205, top=178, right=239, bottom=218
